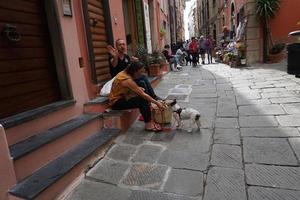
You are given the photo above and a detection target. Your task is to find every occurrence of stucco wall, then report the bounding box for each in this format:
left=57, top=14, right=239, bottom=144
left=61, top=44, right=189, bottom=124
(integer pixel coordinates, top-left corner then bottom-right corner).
left=56, top=0, right=90, bottom=106
left=109, top=0, right=126, bottom=43
left=270, top=0, right=300, bottom=43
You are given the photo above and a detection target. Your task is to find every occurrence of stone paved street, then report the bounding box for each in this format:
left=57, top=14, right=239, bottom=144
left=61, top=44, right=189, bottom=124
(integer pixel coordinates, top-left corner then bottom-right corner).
left=65, top=61, right=300, bottom=200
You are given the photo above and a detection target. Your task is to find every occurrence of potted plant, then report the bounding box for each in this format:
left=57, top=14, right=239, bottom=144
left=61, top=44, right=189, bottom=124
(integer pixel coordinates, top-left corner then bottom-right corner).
left=237, top=42, right=246, bottom=65
left=135, top=45, right=151, bottom=73
left=240, top=53, right=246, bottom=65
left=148, top=50, right=166, bottom=76
left=269, top=43, right=286, bottom=63
left=227, top=53, right=238, bottom=67
left=256, top=0, right=281, bottom=63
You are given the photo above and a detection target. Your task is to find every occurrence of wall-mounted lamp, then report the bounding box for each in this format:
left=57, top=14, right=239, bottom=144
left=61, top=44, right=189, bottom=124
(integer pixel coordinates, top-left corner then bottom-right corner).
left=114, top=17, right=118, bottom=25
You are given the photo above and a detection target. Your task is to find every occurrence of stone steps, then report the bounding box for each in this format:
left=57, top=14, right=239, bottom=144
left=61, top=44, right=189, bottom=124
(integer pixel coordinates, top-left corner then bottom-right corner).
left=10, top=113, right=103, bottom=181
left=9, top=128, right=120, bottom=200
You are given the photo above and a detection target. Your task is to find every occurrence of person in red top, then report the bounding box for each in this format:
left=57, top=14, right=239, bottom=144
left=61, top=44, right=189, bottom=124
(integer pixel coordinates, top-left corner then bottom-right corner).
left=188, top=37, right=199, bottom=67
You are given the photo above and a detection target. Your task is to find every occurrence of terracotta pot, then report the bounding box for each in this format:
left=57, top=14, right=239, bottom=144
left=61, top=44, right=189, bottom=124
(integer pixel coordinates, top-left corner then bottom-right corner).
left=160, top=63, right=169, bottom=72
left=148, top=64, right=161, bottom=76
left=269, top=51, right=285, bottom=63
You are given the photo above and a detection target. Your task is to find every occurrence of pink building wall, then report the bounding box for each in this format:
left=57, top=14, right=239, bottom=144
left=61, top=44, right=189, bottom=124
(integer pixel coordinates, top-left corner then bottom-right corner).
left=109, top=0, right=126, bottom=43
left=0, top=125, right=16, bottom=200
left=56, top=0, right=90, bottom=107
left=1, top=2, right=94, bottom=198
left=73, top=0, right=98, bottom=98
left=270, top=0, right=300, bottom=43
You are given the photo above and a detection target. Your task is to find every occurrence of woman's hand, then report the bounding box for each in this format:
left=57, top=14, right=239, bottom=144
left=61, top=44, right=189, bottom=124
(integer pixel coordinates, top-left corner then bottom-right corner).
left=155, top=101, right=167, bottom=110
left=131, top=56, right=139, bottom=62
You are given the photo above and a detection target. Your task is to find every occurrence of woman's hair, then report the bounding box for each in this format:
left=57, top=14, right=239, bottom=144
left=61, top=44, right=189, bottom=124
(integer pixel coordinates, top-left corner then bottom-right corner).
left=125, top=61, right=144, bottom=76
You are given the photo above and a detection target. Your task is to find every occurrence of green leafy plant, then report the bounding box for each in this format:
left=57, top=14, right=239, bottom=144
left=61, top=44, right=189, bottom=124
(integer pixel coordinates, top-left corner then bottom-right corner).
left=240, top=51, right=246, bottom=59
left=269, top=43, right=285, bottom=54
left=135, top=45, right=150, bottom=68
left=256, top=0, right=281, bottom=62
left=227, top=53, right=237, bottom=61
left=149, top=50, right=166, bottom=65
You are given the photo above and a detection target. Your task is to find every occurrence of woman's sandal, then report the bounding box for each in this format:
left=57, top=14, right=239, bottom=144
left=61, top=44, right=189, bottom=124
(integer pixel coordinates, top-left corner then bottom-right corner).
left=145, top=123, right=162, bottom=132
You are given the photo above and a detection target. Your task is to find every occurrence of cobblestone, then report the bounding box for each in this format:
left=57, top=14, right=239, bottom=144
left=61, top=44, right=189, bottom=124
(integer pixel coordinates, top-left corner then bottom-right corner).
left=214, top=128, right=241, bottom=145
left=163, top=169, right=203, bottom=197
left=245, top=164, right=300, bottom=190
left=243, top=138, right=298, bottom=165
left=66, top=62, right=300, bottom=200
left=211, top=144, right=243, bottom=168
left=86, top=159, right=129, bottom=184
left=204, top=167, right=247, bottom=200
left=239, top=116, right=278, bottom=127
left=248, top=186, right=300, bottom=200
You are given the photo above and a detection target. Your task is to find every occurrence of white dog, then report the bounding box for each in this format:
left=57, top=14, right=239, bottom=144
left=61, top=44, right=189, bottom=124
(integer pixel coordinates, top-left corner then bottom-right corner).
left=169, top=99, right=201, bottom=133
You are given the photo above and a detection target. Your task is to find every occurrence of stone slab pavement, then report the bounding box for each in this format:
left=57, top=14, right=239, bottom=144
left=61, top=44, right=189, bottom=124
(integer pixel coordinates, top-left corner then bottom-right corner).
left=65, top=61, right=300, bottom=200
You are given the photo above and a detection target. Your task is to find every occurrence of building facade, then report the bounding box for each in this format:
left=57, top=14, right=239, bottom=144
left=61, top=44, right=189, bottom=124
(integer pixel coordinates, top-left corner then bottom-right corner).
left=175, top=0, right=186, bottom=42
left=188, top=1, right=197, bottom=38
left=0, top=0, right=180, bottom=199
left=197, top=0, right=299, bottom=64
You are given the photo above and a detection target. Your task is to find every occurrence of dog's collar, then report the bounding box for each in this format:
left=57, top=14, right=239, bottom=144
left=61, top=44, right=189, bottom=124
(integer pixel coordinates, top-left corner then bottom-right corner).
left=173, top=108, right=182, bottom=118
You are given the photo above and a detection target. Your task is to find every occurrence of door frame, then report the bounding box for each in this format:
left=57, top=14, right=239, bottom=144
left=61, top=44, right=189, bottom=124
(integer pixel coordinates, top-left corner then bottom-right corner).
left=44, top=0, right=72, bottom=99
left=0, top=0, right=73, bottom=124
left=82, top=0, right=113, bottom=84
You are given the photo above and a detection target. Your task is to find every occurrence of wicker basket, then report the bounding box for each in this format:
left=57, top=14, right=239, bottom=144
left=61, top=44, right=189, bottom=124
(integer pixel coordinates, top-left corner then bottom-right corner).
left=151, top=104, right=172, bottom=124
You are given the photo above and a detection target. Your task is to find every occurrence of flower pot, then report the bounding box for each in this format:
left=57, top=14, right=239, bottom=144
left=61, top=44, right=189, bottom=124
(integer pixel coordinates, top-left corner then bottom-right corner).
left=269, top=51, right=285, bottom=63
left=148, top=64, right=161, bottom=76
left=240, top=59, right=246, bottom=65
left=160, top=63, right=169, bottom=72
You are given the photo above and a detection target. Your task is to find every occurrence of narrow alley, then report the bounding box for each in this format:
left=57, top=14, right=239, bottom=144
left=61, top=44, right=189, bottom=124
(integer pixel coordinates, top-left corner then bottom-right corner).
left=65, top=61, right=300, bottom=200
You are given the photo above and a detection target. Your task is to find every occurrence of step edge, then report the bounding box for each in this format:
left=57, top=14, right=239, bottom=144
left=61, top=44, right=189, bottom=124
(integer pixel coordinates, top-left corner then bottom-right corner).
left=84, top=96, right=108, bottom=105
left=1, top=100, right=76, bottom=129
left=10, top=113, right=102, bottom=160
left=9, top=128, right=120, bottom=199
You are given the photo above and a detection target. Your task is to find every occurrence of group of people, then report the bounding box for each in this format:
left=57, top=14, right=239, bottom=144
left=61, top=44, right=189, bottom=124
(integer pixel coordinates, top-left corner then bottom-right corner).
left=160, top=35, right=215, bottom=71
left=183, top=35, right=214, bottom=67
left=162, top=44, right=184, bottom=71
left=105, top=36, right=215, bottom=132
left=107, top=39, right=166, bottom=132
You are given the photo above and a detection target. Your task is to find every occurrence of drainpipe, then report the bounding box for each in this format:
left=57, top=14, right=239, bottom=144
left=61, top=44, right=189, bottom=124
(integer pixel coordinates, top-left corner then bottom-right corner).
left=0, top=125, right=16, bottom=200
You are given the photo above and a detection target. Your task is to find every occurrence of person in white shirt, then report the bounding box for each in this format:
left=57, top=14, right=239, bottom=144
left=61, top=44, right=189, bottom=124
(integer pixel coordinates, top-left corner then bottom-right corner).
left=175, top=47, right=185, bottom=66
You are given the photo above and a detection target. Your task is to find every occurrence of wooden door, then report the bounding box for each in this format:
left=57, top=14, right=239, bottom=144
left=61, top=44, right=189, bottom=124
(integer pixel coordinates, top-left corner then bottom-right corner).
left=0, top=0, right=61, bottom=118
left=84, top=0, right=111, bottom=83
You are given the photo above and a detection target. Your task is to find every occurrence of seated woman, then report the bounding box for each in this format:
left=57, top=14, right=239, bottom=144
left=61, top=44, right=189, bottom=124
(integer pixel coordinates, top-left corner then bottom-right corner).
left=162, top=44, right=179, bottom=71
left=109, top=61, right=166, bottom=132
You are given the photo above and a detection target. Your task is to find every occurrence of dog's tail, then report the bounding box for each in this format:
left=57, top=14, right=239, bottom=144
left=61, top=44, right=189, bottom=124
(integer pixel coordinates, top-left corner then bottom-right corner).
left=195, top=114, right=200, bottom=121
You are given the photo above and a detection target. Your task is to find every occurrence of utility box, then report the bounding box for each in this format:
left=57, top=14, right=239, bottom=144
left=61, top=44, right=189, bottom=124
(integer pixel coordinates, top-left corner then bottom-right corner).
left=287, top=31, right=300, bottom=75
left=287, top=43, right=300, bottom=75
